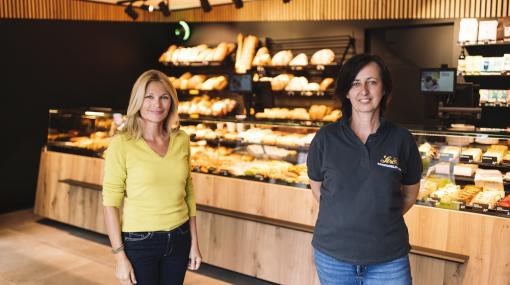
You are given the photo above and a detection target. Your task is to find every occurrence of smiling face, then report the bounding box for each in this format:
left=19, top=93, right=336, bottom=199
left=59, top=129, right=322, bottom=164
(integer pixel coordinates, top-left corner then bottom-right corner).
left=347, top=62, right=384, bottom=116
left=140, top=81, right=171, bottom=125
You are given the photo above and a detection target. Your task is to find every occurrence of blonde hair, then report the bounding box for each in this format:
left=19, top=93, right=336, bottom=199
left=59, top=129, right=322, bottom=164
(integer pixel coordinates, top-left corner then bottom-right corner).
left=123, top=70, right=180, bottom=140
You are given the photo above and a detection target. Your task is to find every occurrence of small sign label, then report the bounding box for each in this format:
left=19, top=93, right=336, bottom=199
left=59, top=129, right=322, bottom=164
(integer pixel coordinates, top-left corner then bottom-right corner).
left=481, top=156, right=498, bottom=165
left=459, top=154, right=474, bottom=163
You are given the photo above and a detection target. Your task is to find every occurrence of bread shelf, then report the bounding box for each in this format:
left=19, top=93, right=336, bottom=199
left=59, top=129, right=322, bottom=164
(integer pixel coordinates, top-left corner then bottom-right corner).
left=253, top=64, right=340, bottom=76
left=161, top=60, right=227, bottom=67
left=271, top=90, right=334, bottom=98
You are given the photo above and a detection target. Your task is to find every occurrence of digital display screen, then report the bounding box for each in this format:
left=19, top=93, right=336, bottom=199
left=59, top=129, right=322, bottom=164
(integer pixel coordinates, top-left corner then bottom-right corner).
left=420, top=69, right=456, bottom=93
left=229, top=74, right=252, bottom=92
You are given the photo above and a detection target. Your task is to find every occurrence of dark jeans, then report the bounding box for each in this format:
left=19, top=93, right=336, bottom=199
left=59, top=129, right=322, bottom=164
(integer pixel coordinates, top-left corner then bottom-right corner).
left=123, top=221, right=191, bottom=285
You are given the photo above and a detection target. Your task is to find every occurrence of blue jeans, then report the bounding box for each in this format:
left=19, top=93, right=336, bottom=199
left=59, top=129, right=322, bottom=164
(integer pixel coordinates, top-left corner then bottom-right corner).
left=123, top=221, right=191, bottom=285
left=314, top=248, right=412, bottom=285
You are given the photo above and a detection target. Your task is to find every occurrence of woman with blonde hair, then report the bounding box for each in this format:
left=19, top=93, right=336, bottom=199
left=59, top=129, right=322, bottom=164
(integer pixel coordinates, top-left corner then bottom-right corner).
left=103, top=70, right=201, bottom=285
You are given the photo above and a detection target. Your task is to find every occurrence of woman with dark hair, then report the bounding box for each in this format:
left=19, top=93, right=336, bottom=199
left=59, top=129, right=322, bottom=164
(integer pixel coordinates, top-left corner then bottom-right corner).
left=307, top=54, right=421, bottom=284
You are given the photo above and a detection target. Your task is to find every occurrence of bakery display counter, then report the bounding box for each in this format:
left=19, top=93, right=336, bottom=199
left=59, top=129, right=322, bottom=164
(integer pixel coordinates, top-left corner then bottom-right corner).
left=36, top=108, right=510, bottom=283
left=42, top=109, right=510, bottom=219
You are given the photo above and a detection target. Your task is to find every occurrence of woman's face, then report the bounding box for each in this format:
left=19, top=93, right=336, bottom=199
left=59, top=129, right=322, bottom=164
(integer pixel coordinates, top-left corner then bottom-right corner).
left=140, top=81, right=171, bottom=125
left=347, top=62, right=384, bottom=116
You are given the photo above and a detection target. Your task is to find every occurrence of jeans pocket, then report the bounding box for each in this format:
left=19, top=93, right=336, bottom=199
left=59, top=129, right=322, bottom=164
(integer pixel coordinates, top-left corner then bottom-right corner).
left=124, top=232, right=153, bottom=242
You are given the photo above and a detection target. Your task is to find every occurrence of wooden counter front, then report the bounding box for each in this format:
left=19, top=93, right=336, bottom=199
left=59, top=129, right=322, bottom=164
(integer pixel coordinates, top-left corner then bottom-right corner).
left=34, top=151, right=510, bottom=285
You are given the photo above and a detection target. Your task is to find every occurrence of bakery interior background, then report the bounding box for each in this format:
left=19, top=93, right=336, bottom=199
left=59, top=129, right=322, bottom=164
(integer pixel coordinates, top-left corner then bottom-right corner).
left=1, top=0, right=505, bottom=212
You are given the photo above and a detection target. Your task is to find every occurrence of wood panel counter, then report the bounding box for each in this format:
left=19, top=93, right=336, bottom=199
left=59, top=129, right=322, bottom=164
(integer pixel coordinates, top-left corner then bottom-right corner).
left=35, top=151, right=510, bottom=285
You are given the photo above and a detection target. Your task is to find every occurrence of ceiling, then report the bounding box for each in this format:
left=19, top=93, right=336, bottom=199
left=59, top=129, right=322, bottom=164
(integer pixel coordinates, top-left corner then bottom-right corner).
left=91, top=0, right=242, bottom=11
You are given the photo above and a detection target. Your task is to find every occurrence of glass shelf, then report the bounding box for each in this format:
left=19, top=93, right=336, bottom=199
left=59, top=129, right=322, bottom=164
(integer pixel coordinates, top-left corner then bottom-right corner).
left=180, top=115, right=326, bottom=129
left=406, top=125, right=510, bottom=139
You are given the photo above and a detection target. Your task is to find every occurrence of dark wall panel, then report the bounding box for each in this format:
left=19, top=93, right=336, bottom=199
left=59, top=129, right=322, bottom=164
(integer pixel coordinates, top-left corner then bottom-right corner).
left=367, top=23, right=455, bottom=125
left=0, top=19, right=172, bottom=213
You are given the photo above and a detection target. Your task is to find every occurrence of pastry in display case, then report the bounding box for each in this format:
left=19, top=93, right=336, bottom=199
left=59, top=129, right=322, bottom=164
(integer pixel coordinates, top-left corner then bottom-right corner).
left=414, top=126, right=510, bottom=217
left=46, top=108, right=125, bottom=157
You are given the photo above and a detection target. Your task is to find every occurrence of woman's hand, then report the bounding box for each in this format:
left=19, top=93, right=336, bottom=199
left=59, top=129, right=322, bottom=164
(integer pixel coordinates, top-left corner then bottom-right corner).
left=115, top=253, right=137, bottom=285
left=188, top=241, right=202, bottom=270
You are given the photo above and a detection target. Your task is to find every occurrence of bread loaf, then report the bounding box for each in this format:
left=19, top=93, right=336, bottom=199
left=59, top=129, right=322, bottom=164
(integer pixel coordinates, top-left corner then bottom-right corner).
left=311, top=49, right=335, bottom=65
left=212, top=42, right=228, bottom=61
left=159, top=45, right=177, bottom=62
left=179, top=72, right=192, bottom=80
left=285, top=76, right=308, bottom=91
left=271, top=74, right=293, bottom=91
left=237, top=35, right=258, bottom=73
left=235, top=33, right=244, bottom=72
left=272, top=50, right=293, bottom=66
left=187, top=75, right=206, bottom=90
left=289, top=53, right=308, bottom=66
left=319, top=78, right=335, bottom=91
left=252, top=47, right=272, bottom=66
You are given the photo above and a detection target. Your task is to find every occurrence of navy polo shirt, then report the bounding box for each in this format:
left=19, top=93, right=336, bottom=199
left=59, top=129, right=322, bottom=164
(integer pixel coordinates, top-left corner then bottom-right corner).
left=307, top=117, right=422, bottom=265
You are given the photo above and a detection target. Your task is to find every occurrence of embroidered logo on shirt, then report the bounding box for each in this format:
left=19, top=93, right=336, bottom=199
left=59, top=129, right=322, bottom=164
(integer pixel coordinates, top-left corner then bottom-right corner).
left=377, top=155, right=401, bottom=171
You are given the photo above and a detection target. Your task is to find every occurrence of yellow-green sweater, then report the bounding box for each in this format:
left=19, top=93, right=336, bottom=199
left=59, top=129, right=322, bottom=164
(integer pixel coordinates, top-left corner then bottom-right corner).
left=102, top=130, right=196, bottom=232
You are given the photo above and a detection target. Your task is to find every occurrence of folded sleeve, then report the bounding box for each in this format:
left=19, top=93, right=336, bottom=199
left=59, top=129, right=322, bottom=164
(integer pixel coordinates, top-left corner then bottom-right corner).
left=102, top=135, right=127, bottom=208
left=184, top=136, right=197, bottom=217
left=307, top=131, right=324, bottom=182
left=401, top=131, right=423, bottom=185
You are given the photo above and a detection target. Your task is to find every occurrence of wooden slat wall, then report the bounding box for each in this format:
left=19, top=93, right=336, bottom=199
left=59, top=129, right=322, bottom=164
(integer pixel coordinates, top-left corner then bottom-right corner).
left=0, top=0, right=509, bottom=22
left=0, top=0, right=165, bottom=22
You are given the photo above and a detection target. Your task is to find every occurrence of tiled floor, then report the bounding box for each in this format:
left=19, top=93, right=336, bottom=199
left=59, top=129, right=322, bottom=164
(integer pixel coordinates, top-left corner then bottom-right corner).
left=0, top=209, right=273, bottom=285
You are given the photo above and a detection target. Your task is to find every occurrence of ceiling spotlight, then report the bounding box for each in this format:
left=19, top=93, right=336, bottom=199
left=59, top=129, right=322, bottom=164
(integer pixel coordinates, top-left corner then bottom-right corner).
left=125, top=4, right=139, bottom=20
left=232, top=0, right=243, bottom=9
left=200, top=0, right=212, bottom=12
left=140, top=3, right=154, bottom=12
left=159, top=1, right=171, bottom=17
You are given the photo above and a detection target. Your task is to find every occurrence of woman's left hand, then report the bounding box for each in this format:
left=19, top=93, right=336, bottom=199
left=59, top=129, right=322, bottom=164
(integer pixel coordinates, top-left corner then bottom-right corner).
left=188, top=242, right=202, bottom=270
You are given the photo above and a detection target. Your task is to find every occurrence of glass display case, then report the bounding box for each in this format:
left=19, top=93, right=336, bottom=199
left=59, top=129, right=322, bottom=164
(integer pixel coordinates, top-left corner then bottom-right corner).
left=43, top=108, right=510, bottom=218
left=46, top=108, right=125, bottom=158
left=410, top=125, right=510, bottom=217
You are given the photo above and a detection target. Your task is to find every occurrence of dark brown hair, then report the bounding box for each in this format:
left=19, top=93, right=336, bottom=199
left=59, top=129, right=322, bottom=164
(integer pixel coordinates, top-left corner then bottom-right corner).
left=334, top=54, right=392, bottom=118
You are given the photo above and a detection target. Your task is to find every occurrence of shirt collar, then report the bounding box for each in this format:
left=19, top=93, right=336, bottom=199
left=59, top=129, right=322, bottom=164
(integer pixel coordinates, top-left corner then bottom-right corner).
left=340, top=116, right=388, bottom=138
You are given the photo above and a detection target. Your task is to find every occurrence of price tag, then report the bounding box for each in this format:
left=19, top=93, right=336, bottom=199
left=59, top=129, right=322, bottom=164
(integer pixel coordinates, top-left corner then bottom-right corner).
left=481, top=156, right=498, bottom=165
left=439, top=153, right=454, bottom=161
left=472, top=203, right=490, bottom=212
left=459, top=154, right=473, bottom=163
